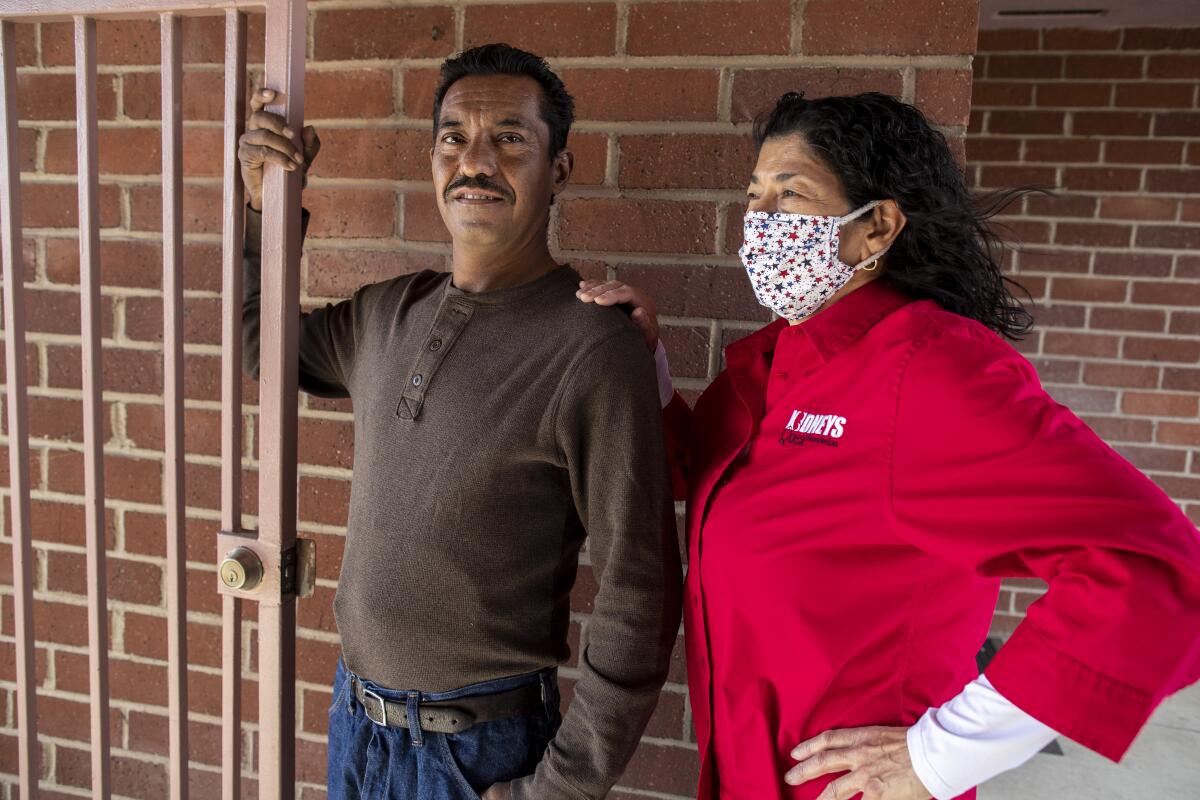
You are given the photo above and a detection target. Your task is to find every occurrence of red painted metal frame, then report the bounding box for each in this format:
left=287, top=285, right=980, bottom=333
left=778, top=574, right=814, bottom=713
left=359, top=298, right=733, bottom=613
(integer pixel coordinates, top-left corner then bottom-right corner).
left=0, top=2, right=308, bottom=798
left=74, top=14, right=113, bottom=800
left=0, top=20, right=40, bottom=800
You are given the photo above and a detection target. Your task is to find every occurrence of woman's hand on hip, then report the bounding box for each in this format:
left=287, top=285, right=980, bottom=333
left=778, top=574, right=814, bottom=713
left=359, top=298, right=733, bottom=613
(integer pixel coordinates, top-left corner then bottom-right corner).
left=576, top=280, right=660, bottom=352
left=785, top=726, right=930, bottom=800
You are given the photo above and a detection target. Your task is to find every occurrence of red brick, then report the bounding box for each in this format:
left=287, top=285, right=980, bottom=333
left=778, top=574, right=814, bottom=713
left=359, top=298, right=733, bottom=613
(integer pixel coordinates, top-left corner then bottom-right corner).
left=22, top=182, right=121, bottom=229
left=1080, top=415, right=1154, bottom=442
left=465, top=3, right=617, bottom=57
left=994, top=218, right=1052, bottom=245
left=313, top=8, right=455, bottom=61
left=1044, top=331, right=1119, bottom=358
left=1115, top=444, right=1188, bottom=473
left=1146, top=54, right=1200, bottom=80
left=564, top=68, right=719, bottom=122
left=302, top=188, right=397, bottom=239
left=298, top=584, right=340, bottom=636
left=124, top=403, right=226, bottom=459
left=1164, top=368, right=1200, bottom=392
left=915, top=69, right=974, bottom=127
left=1031, top=303, right=1086, bottom=329
left=1123, top=27, right=1200, bottom=50
left=124, top=295, right=222, bottom=346
left=1154, top=112, right=1200, bottom=137
left=1090, top=307, right=1166, bottom=332
left=1025, top=193, right=1097, bottom=217
left=1114, top=82, right=1196, bottom=109
left=965, top=136, right=1022, bottom=162
left=660, top=325, right=711, bottom=380
left=45, top=238, right=186, bottom=291
left=1178, top=257, right=1200, bottom=279
left=987, top=55, right=1064, bottom=80
left=558, top=199, right=717, bottom=254
left=17, top=73, right=117, bottom=120
left=44, top=127, right=160, bottom=175
left=1183, top=201, right=1200, bottom=223
left=629, top=1, right=789, bottom=56
left=25, top=599, right=88, bottom=646
left=1025, top=138, right=1101, bottom=163
left=986, top=110, right=1066, bottom=135
left=1158, top=423, right=1200, bottom=446
left=1123, top=336, right=1200, bottom=364
left=1029, top=357, right=1081, bottom=384
left=1050, top=277, right=1128, bottom=303
left=1042, top=28, right=1121, bottom=50
left=1099, top=197, right=1178, bottom=221
left=1073, top=111, right=1152, bottom=136
left=305, top=247, right=440, bottom=298
left=307, top=128, right=429, bottom=181
left=619, top=134, right=755, bottom=190
left=129, top=183, right=224, bottom=234
left=1145, top=169, right=1200, bottom=194
left=57, top=745, right=170, bottom=798
left=730, top=67, right=905, bottom=122
left=1122, top=392, right=1199, bottom=417
left=1054, top=222, right=1132, bottom=248
left=298, top=416, right=355, bottom=470
left=978, top=29, right=1041, bottom=51
left=307, top=69, right=395, bottom=120
left=1083, top=362, right=1160, bottom=388
left=297, top=636, right=342, bottom=684
left=1105, top=140, right=1185, bottom=165
left=612, top=264, right=769, bottom=322
left=299, top=475, right=351, bottom=527
left=402, top=68, right=441, bottom=120
left=1094, top=252, right=1171, bottom=277
left=122, top=70, right=226, bottom=121
left=1035, top=82, right=1112, bottom=108
left=1064, top=55, right=1145, bottom=80
left=1061, top=167, right=1142, bottom=192
left=126, top=711, right=224, bottom=765
left=1133, top=281, right=1200, bottom=306
left=563, top=132, right=608, bottom=186
left=617, top=740, right=700, bottom=795
left=41, top=16, right=225, bottom=67
left=805, top=0, right=976, bottom=55
left=1047, top=385, right=1118, bottom=413
left=977, top=165, right=1058, bottom=188
left=1171, top=312, right=1200, bottom=336
left=971, top=81, right=1033, bottom=107
left=1136, top=226, right=1200, bottom=250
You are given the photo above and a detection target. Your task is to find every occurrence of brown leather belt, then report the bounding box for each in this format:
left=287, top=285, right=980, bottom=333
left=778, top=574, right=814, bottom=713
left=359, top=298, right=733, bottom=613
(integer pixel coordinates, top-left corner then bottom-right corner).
left=351, top=676, right=545, bottom=734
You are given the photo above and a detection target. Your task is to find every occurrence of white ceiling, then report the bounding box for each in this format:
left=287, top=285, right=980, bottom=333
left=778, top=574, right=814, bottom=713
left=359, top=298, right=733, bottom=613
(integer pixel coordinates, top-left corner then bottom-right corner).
left=979, top=0, right=1200, bottom=29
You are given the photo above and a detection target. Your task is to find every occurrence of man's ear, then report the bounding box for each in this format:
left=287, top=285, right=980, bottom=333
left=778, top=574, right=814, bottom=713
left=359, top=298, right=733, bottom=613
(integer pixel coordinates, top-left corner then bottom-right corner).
left=553, top=149, right=574, bottom=194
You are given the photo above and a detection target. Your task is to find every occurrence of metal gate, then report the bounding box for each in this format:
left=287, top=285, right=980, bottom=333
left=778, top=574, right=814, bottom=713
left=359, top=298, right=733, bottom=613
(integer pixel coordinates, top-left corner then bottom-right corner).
left=0, top=2, right=307, bottom=797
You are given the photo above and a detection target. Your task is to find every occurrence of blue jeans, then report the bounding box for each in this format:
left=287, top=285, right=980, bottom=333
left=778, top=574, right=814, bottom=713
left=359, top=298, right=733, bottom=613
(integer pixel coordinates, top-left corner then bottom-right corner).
left=327, top=660, right=562, bottom=799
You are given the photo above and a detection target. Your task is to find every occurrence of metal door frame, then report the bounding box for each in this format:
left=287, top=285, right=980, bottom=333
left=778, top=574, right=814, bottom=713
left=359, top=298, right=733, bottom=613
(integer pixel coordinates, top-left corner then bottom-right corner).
left=0, top=2, right=307, bottom=798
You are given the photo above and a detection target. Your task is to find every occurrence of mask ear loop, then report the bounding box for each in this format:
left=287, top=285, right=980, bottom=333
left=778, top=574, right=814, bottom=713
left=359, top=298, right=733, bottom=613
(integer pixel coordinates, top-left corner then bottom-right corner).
left=843, top=199, right=889, bottom=272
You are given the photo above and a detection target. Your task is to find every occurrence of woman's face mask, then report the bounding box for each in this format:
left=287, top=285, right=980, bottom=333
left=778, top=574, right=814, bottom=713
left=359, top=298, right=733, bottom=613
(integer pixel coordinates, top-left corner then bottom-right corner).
left=738, top=200, right=888, bottom=321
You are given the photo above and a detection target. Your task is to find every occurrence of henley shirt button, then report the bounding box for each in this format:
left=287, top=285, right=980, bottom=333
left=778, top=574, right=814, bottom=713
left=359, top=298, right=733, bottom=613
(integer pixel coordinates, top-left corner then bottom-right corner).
left=412, top=374, right=423, bottom=387
left=429, top=339, right=442, bottom=351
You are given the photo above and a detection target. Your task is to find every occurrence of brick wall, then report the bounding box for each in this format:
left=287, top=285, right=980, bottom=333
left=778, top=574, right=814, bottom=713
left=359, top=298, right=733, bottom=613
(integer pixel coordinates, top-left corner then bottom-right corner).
left=1, top=2, right=978, bottom=797
left=969, top=26, right=1200, bottom=635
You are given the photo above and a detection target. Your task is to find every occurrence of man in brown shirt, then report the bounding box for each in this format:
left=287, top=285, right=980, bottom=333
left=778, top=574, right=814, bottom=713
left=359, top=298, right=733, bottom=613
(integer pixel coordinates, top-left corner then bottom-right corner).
left=239, top=44, right=682, bottom=799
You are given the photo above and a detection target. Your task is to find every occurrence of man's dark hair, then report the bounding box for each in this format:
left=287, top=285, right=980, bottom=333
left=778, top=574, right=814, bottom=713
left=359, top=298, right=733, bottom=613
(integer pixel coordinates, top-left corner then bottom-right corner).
left=753, top=91, right=1035, bottom=341
left=433, top=43, right=575, bottom=162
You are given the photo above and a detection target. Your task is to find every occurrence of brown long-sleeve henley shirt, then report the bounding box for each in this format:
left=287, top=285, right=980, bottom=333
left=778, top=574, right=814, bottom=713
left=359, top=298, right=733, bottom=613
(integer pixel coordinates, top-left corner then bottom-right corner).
left=242, top=209, right=683, bottom=799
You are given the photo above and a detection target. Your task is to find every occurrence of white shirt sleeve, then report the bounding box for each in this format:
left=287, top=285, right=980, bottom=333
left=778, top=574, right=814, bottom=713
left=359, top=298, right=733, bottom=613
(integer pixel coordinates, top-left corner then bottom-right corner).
left=907, top=674, right=1058, bottom=800
left=654, top=340, right=674, bottom=409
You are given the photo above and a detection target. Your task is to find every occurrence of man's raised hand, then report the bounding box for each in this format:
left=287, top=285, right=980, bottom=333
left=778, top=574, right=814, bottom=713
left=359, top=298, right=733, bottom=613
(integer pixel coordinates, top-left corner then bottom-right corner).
left=237, top=87, right=321, bottom=211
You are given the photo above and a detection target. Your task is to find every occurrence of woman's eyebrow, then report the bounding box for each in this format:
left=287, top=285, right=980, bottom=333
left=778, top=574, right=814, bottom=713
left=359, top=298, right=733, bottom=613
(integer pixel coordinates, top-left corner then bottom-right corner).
left=749, top=172, right=803, bottom=184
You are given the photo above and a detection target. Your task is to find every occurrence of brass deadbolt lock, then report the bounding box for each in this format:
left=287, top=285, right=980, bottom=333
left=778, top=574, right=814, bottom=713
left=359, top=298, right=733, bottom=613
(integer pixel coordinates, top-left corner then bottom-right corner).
left=220, top=546, right=263, bottom=591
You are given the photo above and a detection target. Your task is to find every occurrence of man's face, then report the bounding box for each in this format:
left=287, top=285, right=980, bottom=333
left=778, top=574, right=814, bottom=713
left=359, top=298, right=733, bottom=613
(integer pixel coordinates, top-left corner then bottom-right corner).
left=432, top=74, right=571, bottom=254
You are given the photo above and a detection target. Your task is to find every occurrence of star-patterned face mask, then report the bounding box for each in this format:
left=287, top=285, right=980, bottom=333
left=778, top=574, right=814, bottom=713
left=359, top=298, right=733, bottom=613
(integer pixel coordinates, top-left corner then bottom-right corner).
left=738, top=200, right=888, bottom=321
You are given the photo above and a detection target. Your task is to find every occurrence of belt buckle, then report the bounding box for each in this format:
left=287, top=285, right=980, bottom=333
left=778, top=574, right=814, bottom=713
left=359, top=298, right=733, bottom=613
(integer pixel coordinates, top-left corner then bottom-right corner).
left=362, top=687, right=388, bottom=727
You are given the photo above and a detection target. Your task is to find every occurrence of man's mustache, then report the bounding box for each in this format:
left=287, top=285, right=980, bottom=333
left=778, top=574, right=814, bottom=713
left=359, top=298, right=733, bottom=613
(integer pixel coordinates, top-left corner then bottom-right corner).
left=444, top=175, right=515, bottom=203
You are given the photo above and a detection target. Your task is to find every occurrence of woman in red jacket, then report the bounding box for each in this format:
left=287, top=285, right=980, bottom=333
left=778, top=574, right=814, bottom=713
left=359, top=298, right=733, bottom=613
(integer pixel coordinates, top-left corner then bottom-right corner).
left=578, top=92, right=1200, bottom=800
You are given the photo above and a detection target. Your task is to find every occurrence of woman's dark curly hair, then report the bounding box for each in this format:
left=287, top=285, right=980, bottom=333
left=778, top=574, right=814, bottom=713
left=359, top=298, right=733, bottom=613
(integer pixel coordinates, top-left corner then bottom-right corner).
left=753, top=91, right=1033, bottom=340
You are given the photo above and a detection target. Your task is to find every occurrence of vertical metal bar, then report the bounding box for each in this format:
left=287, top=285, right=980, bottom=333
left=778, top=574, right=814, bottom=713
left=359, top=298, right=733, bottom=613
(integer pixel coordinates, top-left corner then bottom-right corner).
left=221, top=10, right=247, bottom=800
left=74, top=15, right=112, bottom=800
left=0, top=19, right=39, bottom=800
left=160, top=13, right=189, bottom=800
left=259, top=1, right=306, bottom=797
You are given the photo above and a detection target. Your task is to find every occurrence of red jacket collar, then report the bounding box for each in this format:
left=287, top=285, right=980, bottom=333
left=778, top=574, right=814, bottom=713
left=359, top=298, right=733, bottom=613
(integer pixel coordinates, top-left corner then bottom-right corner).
left=727, top=279, right=914, bottom=367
